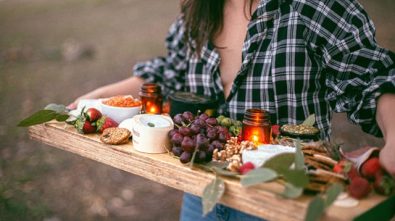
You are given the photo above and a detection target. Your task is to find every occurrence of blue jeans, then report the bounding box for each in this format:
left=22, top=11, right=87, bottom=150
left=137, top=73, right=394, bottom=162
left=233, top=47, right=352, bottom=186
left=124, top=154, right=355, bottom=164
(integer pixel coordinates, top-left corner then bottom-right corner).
left=180, top=193, right=265, bottom=221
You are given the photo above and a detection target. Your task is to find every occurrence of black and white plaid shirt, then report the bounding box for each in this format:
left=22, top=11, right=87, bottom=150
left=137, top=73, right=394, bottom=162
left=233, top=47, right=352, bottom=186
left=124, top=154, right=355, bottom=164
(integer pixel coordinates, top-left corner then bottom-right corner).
left=133, top=0, right=395, bottom=139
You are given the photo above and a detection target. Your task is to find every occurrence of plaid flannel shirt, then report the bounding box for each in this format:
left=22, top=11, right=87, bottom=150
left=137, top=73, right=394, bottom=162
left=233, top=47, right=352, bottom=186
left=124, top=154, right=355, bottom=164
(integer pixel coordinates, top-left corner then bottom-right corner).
left=133, top=0, right=395, bottom=139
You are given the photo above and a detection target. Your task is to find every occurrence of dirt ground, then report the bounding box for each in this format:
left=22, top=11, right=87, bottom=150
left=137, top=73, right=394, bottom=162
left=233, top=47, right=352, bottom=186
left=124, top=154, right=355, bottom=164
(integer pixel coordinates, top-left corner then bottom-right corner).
left=0, top=0, right=394, bottom=220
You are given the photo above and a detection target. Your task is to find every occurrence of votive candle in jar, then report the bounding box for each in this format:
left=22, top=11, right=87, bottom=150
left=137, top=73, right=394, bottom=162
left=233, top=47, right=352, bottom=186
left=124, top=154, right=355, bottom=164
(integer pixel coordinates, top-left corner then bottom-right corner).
left=241, top=109, right=271, bottom=144
left=139, top=83, right=163, bottom=114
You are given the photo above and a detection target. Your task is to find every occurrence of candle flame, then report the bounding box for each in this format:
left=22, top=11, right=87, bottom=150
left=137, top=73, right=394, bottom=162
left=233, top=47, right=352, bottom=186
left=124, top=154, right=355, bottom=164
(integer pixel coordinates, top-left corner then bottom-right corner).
left=149, top=106, right=157, bottom=113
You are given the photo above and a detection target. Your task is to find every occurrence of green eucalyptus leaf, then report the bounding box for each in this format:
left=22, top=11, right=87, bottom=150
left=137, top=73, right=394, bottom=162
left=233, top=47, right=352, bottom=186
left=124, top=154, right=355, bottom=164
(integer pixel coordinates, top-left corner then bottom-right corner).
left=189, top=148, right=199, bottom=169
left=295, top=140, right=305, bottom=170
left=202, top=177, right=225, bottom=216
left=302, top=114, right=316, bottom=126
left=241, top=168, right=278, bottom=187
left=17, top=110, right=57, bottom=127
left=305, top=196, right=325, bottom=221
left=211, top=167, right=239, bottom=177
left=281, top=182, right=304, bottom=199
left=55, top=114, right=70, bottom=122
left=204, top=161, right=228, bottom=169
left=282, top=170, right=309, bottom=188
left=263, top=153, right=295, bottom=173
left=44, top=103, right=67, bottom=114
left=324, top=183, right=343, bottom=208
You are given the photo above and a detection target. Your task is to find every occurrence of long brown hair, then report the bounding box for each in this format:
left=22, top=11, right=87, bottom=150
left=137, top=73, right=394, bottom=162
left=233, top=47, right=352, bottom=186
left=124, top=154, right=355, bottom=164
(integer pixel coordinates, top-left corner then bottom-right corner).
left=181, top=0, right=255, bottom=54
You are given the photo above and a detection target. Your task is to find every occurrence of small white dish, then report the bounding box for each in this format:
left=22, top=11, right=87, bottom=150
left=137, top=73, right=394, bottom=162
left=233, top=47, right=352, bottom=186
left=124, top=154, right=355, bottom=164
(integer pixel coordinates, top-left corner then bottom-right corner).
left=100, top=97, right=141, bottom=123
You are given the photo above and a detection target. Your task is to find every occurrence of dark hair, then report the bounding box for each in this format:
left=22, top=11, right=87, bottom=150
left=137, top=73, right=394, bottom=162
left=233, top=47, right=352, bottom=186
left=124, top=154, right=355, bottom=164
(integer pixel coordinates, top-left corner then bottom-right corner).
left=181, top=0, right=255, bottom=54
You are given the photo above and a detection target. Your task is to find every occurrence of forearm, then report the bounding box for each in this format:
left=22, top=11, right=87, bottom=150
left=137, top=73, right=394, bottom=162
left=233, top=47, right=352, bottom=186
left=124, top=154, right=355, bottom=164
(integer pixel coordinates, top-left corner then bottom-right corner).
left=95, top=76, right=145, bottom=98
left=376, top=93, right=395, bottom=176
left=376, top=93, right=395, bottom=142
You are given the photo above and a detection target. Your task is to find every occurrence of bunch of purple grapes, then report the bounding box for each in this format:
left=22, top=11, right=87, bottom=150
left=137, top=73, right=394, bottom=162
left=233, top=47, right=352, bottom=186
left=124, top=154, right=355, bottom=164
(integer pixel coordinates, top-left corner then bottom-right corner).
left=169, top=111, right=231, bottom=164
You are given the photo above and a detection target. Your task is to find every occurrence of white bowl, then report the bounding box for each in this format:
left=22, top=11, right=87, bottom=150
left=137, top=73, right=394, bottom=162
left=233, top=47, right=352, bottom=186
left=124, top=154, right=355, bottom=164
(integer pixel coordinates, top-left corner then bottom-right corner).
left=100, top=98, right=141, bottom=123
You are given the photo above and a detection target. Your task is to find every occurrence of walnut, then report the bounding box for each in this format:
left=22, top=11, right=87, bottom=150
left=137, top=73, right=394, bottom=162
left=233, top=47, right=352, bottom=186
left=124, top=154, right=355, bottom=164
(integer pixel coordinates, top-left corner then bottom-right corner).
left=227, top=160, right=242, bottom=172
left=213, top=149, right=219, bottom=161
left=212, top=137, right=257, bottom=172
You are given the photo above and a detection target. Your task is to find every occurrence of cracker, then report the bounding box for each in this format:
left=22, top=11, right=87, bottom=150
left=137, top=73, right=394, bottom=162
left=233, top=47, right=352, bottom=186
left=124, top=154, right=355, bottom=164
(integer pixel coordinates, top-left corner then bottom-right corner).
left=100, top=128, right=130, bottom=145
left=305, top=182, right=328, bottom=192
left=304, top=157, right=332, bottom=171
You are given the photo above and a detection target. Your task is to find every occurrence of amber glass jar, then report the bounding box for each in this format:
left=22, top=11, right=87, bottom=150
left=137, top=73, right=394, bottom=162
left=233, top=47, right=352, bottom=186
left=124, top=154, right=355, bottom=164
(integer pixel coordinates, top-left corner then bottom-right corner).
left=139, top=83, right=163, bottom=114
left=241, top=109, right=271, bottom=144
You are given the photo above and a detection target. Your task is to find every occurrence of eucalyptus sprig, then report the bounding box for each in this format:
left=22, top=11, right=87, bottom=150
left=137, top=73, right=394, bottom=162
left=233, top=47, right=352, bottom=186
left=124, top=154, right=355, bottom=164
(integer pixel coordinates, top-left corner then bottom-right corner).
left=17, top=103, right=70, bottom=127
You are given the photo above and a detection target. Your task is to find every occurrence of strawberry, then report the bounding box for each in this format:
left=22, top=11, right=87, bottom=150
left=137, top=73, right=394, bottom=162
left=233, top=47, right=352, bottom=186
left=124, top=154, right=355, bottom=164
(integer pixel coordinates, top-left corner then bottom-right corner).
left=75, top=118, right=96, bottom=134
left=347, top=166, right=359, bottom=180
left=239, top=162, right=255, bottom=175
left=348, top=176, right=372, bottom=199
left=360, top=157, right=381, bottom=180
left=333, top=160, right=352, bottom=174
left=373, top=171, right=395, bottom=196
left=96, top=116, right=118, bottom=133
left=85, top=108, right=102, bottom=122
left=271, top=124, right=280, bottom=137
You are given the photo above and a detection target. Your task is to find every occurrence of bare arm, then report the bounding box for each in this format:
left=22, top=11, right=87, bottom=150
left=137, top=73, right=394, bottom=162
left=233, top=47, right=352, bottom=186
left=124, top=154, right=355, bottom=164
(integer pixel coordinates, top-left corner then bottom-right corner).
left=376, top=93, right=395, bottom=177
left=67, top=76, right=145, bottom=109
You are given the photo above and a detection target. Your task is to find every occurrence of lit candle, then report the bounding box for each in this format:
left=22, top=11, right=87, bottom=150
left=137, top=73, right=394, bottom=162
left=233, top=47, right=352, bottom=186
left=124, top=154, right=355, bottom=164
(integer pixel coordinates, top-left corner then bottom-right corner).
left=139, top=83, right=163, bottom=114
left=241, top=109, right=271, bottom=144
left=149, top=106, right=158, bottom=114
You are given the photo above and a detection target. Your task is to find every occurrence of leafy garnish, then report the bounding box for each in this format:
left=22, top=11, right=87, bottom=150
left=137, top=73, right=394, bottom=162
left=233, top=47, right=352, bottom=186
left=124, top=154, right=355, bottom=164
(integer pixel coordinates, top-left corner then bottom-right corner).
left=240, top=168, right=278, bottom=187
left=44, top=103, right=67, bottom=114
left=324, top=183, right=343, bottom=207
left=305, top=196, right=325, bottom=221
left=281, top=182, right=304, bottom=199
left=263, top=153, right=295, bottom=173
left=304, top=183, right=343, bottom=221
left=302, top=114, right=316, bottom=126
left=282, top=169, right=309, bottom=188
left=211, top=166, right=239, bottom=177
left=295, top=139, right=305, bottom=170
left=189, top=148, right=199, bottom=169
left=18, top=103, right=70, bottom=127
left=202, top=177, right=225, bottom=216
left=18, top=110, right=58, bottom=127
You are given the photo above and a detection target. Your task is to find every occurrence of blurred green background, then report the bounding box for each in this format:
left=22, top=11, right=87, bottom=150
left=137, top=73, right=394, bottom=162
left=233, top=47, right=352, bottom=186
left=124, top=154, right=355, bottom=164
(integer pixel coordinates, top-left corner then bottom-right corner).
left=0, top=0, right=394, bottom=220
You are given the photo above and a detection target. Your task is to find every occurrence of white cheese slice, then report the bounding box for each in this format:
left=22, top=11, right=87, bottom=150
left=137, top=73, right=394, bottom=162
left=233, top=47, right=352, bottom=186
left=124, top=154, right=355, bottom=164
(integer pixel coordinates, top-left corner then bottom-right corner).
left=242, top=144, right=296, bottom=168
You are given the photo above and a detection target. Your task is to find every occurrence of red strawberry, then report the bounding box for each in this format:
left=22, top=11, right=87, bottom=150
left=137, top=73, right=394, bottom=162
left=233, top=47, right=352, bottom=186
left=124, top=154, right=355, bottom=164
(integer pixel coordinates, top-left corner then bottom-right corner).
left=373, top=171, right=395, bottom=196
left=333, top=160, right=352, bottom=174
left=348, top=176, right=372, bottom=199
left=347, top=166, right=359, bottom=180
left=85, top=108, right=102, bottom=122
left=333, top=163, right=344, bottom=174
left=271, top=124, right=280, bottom=137
left=75, top=118, right=96, bottom=134
left=96, top=116, right=118, bottom=133
left=361, top=157, right=381, bottom=180
left=239, top=162, right=255, bottom=175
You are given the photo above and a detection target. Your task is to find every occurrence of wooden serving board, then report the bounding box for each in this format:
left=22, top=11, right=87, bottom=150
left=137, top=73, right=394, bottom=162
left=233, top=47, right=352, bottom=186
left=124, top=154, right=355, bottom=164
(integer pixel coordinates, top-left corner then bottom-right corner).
left=28, top=122, right=386, bottom=221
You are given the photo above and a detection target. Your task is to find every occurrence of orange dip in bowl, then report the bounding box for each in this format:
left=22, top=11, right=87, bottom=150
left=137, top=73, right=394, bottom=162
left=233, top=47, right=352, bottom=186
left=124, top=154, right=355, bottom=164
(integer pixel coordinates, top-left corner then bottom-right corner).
left=102, top=96, right=141, bottom=107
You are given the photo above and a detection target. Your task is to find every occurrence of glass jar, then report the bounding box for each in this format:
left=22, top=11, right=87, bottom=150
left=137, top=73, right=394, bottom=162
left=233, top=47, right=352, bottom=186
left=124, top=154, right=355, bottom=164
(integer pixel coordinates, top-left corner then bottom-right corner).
left=241, top=109, right=271, bottom=144
left=139, top=83, right=163, bottom=114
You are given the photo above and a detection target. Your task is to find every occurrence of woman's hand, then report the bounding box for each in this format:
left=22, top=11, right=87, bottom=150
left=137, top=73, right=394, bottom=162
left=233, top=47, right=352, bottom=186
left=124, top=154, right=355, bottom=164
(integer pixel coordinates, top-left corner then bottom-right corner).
left=67, top=88, right=105, bottom=110
left=376, top=94, right=395, bottom=178
left=380, top=142, right=395, bottom=177
left=67, top=76, right=145, bottom=110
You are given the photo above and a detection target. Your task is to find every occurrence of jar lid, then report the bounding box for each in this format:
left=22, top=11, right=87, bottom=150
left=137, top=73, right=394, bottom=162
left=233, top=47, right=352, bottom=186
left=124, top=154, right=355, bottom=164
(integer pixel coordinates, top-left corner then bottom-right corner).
left=141, top=83, right=161, bottom=93
left=243, top=109, right=270, bottom=124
